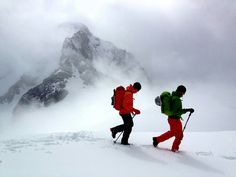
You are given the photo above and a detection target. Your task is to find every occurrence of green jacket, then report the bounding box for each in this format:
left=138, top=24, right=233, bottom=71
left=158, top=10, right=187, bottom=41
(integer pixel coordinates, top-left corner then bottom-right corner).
left=169, top=91, right=188, bottom=119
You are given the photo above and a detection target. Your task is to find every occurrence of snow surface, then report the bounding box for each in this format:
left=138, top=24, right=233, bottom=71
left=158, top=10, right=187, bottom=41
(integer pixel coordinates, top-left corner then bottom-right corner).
left=0, top=131, right=235, bottom=177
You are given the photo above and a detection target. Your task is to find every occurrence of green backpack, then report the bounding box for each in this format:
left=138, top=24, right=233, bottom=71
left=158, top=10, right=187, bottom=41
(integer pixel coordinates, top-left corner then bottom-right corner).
left=155, top=91, right=173, bottom=116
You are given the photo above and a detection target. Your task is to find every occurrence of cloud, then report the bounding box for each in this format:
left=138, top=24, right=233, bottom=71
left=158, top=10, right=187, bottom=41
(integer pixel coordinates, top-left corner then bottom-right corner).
left=1, top=0, right=235, bottom=85
left=93, top=0, right=236, bottom=84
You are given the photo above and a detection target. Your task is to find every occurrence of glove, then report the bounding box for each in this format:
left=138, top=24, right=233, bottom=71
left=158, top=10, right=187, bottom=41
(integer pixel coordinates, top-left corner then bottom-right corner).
left=186, top=108, right=194, bottom=113
left=133, top=108, right=141, bottom=115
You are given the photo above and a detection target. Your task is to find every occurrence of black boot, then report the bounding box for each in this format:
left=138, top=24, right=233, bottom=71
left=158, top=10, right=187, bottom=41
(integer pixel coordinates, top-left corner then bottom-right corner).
left=152, top=137, right=158, bottom=147
left=110, top=128, right=117, bottom=139
left=121, top=140, right=130, bottom=145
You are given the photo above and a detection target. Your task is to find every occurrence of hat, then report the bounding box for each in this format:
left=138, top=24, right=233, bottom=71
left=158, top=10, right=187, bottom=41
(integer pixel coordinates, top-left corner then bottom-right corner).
left=176, top=85, right=186, bottom=93
left=133, top=82, right=141, bottom=91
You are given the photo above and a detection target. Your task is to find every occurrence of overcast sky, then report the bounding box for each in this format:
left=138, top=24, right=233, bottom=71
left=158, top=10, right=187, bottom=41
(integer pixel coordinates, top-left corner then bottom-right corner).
left=0, top=0, right=236, bottom=132
left=1, top=0, right=236, bottom=85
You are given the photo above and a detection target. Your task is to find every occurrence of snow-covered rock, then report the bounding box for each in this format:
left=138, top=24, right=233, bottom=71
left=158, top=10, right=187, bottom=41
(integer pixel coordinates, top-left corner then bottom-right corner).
left=14, top=69, right=71, bottom=111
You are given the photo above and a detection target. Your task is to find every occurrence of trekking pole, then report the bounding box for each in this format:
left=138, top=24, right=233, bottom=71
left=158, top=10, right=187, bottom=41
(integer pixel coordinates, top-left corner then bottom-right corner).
left=114, top=114, right=136, bottom=144
left=183, top=112, right=192, bottom=132
left=114, top=130, right=123, bottom=144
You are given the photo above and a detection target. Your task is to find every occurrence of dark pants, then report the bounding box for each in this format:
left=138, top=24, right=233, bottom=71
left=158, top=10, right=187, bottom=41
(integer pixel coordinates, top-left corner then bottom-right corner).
left=111, top=114, right=134, bottom=143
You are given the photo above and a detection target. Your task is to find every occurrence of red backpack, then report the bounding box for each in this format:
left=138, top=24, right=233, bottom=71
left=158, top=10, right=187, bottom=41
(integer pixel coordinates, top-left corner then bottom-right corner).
left=111, top=86, right=125, bottom=111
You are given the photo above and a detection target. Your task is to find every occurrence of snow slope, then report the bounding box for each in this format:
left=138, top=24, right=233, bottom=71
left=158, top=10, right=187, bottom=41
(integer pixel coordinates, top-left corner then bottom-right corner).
left=0, top=131, right=235, bottom=177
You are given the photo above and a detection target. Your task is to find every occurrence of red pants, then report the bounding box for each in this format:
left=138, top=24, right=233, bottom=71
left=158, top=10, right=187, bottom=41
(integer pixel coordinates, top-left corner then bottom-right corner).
left=157, top=118, right=183, bottom=151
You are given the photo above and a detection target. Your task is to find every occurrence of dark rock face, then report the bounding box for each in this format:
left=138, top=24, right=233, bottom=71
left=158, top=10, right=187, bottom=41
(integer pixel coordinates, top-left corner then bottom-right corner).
left=16, top=70, right=71, bottom=109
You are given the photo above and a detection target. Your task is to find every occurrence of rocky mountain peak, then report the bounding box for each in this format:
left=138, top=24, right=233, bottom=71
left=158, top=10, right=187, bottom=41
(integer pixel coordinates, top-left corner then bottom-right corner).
left=2, top=23, right=148, bottom=112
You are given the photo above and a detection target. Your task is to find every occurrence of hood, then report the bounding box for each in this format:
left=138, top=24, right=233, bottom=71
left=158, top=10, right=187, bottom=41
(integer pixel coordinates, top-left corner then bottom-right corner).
left=126, top=84, right=137, bottom=93
left=172, top=91, right=181, bottom=97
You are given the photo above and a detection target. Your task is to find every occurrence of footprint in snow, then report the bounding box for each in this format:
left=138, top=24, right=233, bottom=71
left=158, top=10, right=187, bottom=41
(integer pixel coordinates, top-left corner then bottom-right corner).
left=196, top=151, right=213, bottom=156
left=221, top=156, right=236, bottom=160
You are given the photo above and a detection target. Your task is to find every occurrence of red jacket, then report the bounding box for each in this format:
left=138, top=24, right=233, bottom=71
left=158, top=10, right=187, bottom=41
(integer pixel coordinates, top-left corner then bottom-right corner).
left=119, top=85, right=138, bottom=115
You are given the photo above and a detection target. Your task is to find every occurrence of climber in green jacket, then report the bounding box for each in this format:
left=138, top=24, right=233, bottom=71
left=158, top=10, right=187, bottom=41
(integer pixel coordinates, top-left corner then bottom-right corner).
left=153, top=85, right=194, bottom=152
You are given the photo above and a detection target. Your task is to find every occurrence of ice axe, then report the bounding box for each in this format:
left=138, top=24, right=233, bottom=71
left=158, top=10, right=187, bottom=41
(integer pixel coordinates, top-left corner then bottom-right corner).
left=113, top=114, right=136, bottom=144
